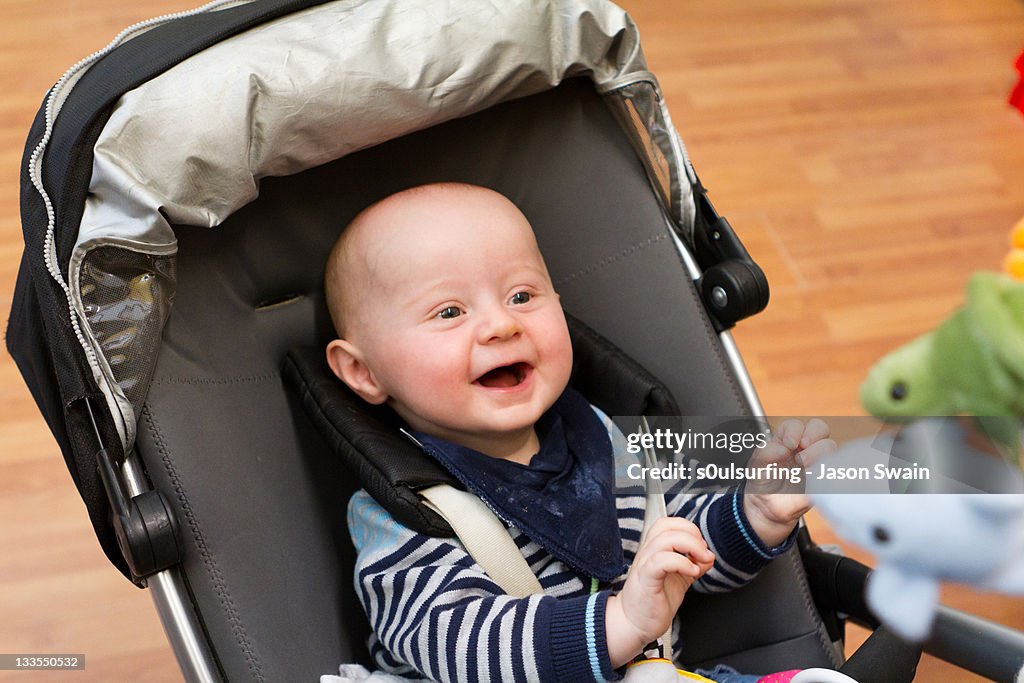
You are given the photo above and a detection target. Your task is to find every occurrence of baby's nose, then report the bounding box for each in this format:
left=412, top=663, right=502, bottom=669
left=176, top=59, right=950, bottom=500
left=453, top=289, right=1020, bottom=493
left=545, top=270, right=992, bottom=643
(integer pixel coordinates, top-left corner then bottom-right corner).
left=479, top=309, right=521, bottom=343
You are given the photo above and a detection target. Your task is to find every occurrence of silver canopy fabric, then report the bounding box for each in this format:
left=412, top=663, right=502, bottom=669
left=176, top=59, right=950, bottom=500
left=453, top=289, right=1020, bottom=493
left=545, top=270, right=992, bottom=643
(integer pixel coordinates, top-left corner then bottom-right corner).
left=56, top=0, right=697, bottom=448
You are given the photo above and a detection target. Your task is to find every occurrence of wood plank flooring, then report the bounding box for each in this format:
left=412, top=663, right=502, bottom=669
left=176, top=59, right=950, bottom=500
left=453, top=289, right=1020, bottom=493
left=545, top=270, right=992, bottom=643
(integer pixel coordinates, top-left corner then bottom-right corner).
left=1, top=1, right=1022, bottom=680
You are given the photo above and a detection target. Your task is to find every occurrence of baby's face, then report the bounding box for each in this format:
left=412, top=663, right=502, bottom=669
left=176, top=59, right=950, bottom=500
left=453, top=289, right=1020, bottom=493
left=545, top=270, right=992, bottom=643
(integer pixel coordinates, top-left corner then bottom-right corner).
left=335, top=188, right=572, bottom=456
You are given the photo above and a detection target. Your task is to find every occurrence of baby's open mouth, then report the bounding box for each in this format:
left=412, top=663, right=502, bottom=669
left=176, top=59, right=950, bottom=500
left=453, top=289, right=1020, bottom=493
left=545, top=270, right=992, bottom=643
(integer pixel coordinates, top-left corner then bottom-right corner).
left=474, top=362, right=531, bottom=388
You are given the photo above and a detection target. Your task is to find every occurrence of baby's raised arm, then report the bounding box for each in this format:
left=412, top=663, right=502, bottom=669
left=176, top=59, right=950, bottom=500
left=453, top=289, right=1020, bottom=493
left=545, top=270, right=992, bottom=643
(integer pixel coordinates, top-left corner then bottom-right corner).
left=744, top=418, right=837, bottom=547
left=604, top=517, right=714, bottom=667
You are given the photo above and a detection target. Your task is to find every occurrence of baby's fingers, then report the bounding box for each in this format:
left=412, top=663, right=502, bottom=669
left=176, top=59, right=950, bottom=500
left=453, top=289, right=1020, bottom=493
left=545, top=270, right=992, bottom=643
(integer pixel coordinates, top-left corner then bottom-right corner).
left=794, top=436, right=837, bottom=469
left=773, top=419, right=806, bottom=451
left=749, top=439, right=794, bottom=468
left=645, top=550, right=705, bottom=581
left=799, top=418, right=831, bottom=450
left=638, top=529, right=714, bottom=566
left=645, top=516, right=704, bottom=541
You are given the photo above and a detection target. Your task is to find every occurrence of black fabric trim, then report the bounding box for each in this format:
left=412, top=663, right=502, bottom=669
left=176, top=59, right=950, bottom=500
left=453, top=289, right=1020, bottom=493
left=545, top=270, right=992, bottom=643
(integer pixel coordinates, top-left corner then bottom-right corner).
left=566, top=313, right=680, bottom=418
left=282, top=349, right=457, bottom=538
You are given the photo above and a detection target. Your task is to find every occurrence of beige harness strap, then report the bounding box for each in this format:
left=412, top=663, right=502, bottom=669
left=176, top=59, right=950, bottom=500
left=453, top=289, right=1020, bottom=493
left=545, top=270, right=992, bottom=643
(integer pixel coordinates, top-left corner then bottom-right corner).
left=419, top=483, right=544, bottom=598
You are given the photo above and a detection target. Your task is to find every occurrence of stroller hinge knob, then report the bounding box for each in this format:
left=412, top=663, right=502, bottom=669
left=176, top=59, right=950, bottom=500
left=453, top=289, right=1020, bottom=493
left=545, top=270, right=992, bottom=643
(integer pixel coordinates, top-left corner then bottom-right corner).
left=699, top=260, right=770, bottom=331
left=710, top=286, right=729, bottom=309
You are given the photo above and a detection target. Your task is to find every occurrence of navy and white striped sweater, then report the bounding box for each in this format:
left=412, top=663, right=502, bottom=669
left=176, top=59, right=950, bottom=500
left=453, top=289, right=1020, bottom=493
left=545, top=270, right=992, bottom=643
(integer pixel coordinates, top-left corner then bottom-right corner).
left=347, top=414, right=793, bottom=682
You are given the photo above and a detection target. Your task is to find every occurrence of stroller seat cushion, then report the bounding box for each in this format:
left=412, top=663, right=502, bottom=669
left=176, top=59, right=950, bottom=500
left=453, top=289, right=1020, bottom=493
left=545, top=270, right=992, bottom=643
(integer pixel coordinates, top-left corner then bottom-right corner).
left=282, top=313, right=680, bottom=536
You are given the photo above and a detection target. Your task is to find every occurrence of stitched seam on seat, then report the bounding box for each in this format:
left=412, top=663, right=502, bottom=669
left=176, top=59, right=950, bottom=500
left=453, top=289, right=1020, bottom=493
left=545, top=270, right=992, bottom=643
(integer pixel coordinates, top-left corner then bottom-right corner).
left=659, top=225, right=749, bottom=413
left=552, top=233, right=669, bottom=286
left=151, top=373, right=280, bottom=386
left=785, top=546, right=843, bottom=667
left=682, top=275, right=747, bottom=412
left=143, top=405, right=264, bottom=681
left=557, top=226, right=748, bottom=414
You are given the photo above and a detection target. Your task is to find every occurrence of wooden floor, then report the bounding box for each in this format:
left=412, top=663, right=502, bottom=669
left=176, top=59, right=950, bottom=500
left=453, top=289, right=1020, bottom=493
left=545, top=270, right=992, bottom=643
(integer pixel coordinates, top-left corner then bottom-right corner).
left=1, top=1, right=1023, bottom=681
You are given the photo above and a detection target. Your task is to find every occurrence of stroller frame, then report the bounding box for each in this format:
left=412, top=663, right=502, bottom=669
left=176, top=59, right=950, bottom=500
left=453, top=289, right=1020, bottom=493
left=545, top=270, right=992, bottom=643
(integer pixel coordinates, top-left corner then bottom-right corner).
left=9, top=0, right=1024, bottom=680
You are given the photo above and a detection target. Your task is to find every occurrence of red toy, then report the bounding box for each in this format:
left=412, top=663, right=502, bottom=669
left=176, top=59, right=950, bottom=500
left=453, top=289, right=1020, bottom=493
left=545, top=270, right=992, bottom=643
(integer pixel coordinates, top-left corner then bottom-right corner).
left=1012, top=49, right=1024, bottom=115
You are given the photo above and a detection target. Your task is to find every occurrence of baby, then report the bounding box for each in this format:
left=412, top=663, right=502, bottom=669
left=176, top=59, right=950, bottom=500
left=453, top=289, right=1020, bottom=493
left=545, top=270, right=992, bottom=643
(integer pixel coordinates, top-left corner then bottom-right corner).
left=324, top=182, right=834, bottom=682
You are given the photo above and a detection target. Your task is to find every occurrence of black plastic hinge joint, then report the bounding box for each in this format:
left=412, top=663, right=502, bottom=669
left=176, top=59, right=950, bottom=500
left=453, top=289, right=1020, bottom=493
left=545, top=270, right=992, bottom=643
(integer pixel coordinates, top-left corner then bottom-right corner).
left=87, top=399, right=180, bottom=586
left=692, top=178, right=770, bottom=330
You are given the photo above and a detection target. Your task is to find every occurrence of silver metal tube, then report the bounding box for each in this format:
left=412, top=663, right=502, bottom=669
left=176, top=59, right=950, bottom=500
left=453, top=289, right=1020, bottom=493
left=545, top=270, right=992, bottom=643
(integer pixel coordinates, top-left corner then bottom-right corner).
left=718, top=328, right=767, bottom=418
left=666, top=220, right=767, bottom=420
left=149, top=569, right=221, bottom=683
left=122, top=454, right=220, bottom=682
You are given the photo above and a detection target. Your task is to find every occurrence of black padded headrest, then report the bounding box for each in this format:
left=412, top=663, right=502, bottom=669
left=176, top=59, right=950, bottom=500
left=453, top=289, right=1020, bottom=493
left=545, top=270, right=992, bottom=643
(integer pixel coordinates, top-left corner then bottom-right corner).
left=282, top=314, right=679, bottom=537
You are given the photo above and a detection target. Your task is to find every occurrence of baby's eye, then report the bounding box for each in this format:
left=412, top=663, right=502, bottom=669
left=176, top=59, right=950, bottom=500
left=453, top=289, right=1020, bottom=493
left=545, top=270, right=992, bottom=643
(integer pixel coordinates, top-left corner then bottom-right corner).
left=509, top=291, right=532, bottom=305
left=438, top=306, right=462, bottom=319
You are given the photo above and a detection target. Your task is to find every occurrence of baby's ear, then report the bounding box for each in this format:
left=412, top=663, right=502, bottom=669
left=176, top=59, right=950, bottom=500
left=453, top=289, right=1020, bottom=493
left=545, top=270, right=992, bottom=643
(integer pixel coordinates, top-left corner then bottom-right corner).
left=325, top=339, right=388, bottom=404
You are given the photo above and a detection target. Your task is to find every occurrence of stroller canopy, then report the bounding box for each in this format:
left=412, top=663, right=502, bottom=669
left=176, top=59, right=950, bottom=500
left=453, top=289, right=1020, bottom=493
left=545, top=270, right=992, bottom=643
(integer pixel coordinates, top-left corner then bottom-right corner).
left=15, top=0, right=696, bottom=460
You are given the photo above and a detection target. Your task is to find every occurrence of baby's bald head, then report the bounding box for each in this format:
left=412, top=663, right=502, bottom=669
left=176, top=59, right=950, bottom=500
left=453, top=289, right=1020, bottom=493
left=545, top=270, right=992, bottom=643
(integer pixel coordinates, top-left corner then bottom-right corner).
left=323, top=182, right=571, bottom=459
left=324, top=183, right=536, bottom=338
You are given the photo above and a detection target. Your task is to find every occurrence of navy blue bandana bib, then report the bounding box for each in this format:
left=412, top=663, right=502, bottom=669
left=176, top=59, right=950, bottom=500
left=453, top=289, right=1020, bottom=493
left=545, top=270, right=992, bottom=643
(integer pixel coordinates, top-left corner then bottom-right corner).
left=413, top=388, right=626, bottom=582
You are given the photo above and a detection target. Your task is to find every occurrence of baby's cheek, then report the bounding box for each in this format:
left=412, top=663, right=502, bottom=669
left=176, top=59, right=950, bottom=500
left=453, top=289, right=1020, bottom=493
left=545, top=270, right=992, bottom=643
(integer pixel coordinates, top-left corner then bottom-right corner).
left=421, top=354, right=473, bottom=395
left=544, top=327, right=574, bottom=381
left=394, top=353, right=450, bottom=389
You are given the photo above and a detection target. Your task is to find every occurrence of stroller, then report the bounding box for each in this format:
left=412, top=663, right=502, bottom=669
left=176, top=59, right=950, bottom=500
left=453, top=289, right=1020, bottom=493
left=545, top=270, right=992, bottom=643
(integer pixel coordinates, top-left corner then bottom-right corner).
left=8, top=0, right=1024, bottom=680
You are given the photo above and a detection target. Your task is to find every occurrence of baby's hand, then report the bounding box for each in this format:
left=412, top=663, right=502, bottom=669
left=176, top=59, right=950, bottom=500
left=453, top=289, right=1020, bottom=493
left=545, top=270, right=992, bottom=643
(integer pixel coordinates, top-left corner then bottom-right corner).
left=605, top=517, right=715, bottom=668
left=744, top=418, right=837, bottom=547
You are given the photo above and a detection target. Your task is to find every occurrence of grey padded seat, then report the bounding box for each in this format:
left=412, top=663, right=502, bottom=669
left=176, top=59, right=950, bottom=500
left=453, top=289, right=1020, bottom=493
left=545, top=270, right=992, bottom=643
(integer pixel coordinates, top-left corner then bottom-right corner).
left=136, top=80, right=841, bottom=681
